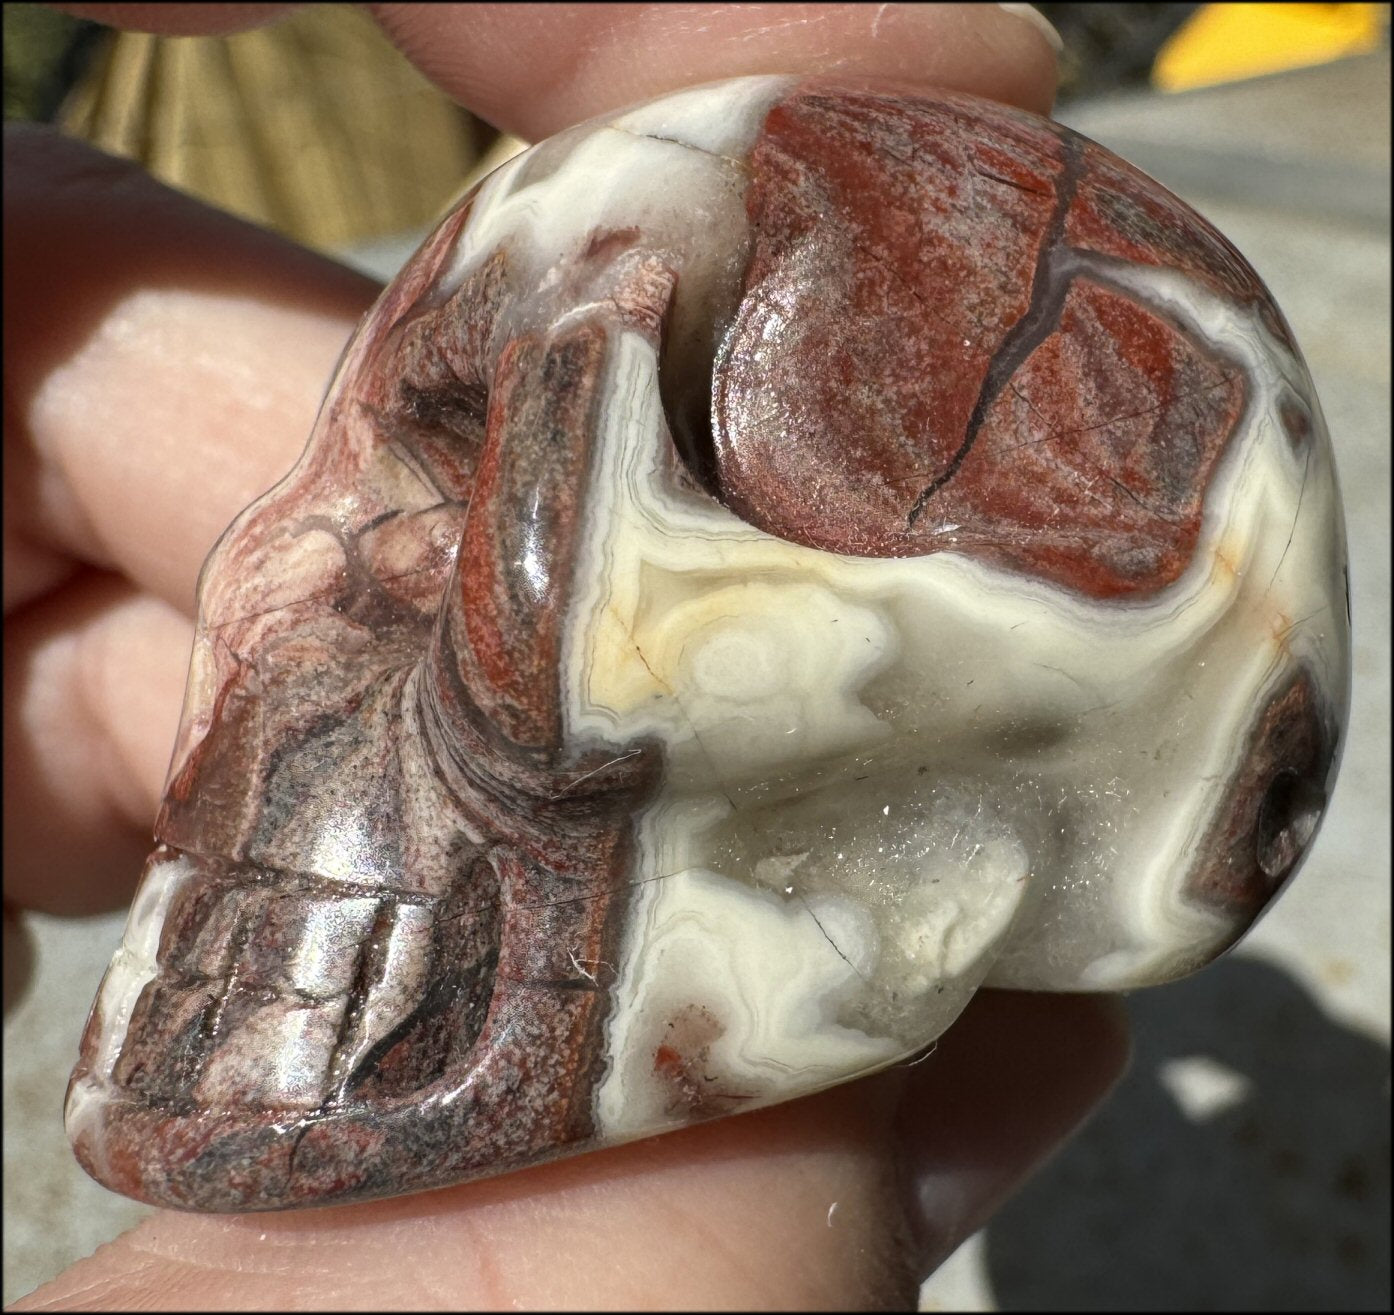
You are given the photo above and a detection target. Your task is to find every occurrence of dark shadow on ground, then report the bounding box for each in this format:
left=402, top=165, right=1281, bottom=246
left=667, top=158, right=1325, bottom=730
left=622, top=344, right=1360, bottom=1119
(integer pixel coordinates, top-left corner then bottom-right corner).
left=983, top=956, right=1390, bottom=1311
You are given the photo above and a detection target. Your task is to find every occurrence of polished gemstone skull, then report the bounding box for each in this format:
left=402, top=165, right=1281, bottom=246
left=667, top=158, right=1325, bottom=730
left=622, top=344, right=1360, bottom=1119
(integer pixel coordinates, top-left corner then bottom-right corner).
left=68, top=77, right=1350, bottom=1212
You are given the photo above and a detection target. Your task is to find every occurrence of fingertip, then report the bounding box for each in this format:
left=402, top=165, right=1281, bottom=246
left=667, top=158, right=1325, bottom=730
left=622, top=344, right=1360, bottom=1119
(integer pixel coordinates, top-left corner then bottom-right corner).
left=370, top=2, right=1061, bottom=141
left=893, top=990, right=1132, bottom=1269
left=997, top=3, right=1065, bottom=57
left=4, top=126, right=376, bottom=607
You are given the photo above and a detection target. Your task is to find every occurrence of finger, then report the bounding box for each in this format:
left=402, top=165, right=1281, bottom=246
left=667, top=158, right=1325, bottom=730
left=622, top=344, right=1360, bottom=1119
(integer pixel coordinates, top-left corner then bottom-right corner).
left=896, top=990, right=1132, bottom=1272
left=4, top=127, right=377, bottom=915
left=49, top=3, right=1062, bottom=138
left=3, top=572, right=191, bottom=914
left=369, top=2, right=1062, bottom=140
left=3, top=125, right=377, bottom=617
left=12, top=991, right=1127, bottom=1311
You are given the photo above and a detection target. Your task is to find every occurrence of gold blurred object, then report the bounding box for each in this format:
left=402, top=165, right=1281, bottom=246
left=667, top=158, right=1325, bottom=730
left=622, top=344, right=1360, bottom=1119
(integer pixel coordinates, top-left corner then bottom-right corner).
left=56, top=4, right=486, bottom=254
left=1154, top=3, right=1388, bottom=93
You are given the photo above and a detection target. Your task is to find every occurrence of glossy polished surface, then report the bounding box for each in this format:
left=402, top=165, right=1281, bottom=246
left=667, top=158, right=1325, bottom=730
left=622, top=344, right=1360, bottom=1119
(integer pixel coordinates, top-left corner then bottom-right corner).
left=68, top=77, right=1349, bottom=1212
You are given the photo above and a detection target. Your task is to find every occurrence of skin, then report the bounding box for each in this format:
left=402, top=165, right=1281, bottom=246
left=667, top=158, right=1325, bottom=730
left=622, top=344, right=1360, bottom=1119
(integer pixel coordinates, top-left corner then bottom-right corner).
left=5, top=5, right=1129, bottom=1308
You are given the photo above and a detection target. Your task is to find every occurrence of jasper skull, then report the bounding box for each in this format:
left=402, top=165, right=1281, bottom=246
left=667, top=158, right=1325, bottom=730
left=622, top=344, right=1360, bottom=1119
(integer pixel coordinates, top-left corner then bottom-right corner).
left=68, top=77, right=1349, bottom=1212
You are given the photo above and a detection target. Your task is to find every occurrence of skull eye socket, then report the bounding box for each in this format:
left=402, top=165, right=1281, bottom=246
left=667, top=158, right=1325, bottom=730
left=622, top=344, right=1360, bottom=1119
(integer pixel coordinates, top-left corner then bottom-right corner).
left=1255, top=767, right=1324, bottom=882
left=656, top=276, right=729, bottom=507
left=661, top=359, right=721, bottom=500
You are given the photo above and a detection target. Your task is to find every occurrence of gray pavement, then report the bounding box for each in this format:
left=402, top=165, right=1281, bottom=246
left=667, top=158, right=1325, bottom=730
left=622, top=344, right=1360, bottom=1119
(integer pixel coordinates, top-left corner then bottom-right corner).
left=4, top=51, right=1389, bottom=1311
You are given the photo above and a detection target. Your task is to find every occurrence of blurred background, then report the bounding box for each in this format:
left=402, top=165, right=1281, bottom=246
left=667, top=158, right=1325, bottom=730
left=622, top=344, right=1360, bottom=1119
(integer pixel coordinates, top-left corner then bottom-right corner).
left=3, top=3, right=1389, bottom=1308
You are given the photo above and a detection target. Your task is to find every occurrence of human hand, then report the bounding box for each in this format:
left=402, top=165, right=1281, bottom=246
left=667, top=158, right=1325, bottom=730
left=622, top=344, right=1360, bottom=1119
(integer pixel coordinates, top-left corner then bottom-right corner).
left=5, top=4, right=1128, bottom=1307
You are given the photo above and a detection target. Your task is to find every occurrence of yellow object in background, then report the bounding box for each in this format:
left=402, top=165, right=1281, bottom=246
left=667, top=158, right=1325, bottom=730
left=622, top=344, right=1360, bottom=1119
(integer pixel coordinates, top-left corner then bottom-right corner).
left=1154, top=3, right=1387, bottom=92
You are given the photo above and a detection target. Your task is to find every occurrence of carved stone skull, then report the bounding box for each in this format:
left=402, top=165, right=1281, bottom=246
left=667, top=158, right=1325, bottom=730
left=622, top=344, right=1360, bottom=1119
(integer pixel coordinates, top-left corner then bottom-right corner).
left=68, top=77, right=1349, bottom=1211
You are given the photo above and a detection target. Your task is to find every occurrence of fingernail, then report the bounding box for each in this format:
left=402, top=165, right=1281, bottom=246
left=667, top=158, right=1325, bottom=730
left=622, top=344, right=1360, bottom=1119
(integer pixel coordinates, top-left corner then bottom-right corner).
left=997, top=3, right=1065, bottom=54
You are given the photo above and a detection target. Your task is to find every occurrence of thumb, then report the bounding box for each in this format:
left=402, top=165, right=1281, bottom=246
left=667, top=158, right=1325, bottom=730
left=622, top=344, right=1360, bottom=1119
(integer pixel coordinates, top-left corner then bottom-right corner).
left=12, top=991, right=1127, bottom=1310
